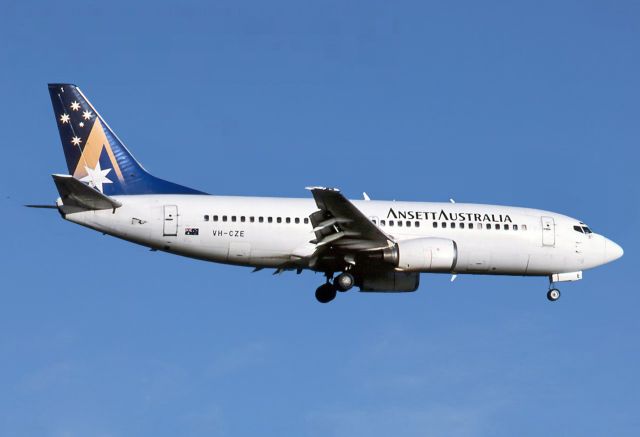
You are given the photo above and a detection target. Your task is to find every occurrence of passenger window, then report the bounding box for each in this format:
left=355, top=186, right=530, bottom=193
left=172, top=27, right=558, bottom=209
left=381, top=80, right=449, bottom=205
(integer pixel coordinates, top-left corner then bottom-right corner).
left=372, top=218, right=378, bottom=224
left=213, top=215, right=219, bottom=222
left=397, top=221, right=403, bottom=227
left=240, top=216, right=246, bottom=222
left=460, top=223, right=465, bottom=229
left=249, top=216, right=255, bottom=223
left=259, top=217, right=264, bottom=223
left=389, top=220, right=394, bottom=226
left=522, top=225, right=527, bottom=231
left=295, top=217, right=300, bottom=224
left=415, top=221, right=420, bottom=227
left=433, top=222, right=438, bottom=228
left=204, top=215, right=209, bottom=221
left=504, top=224, right=509, bottom=230
left=468, top=223, right=474, bottom=229
left=304, top=218, right=309, bottom=224
left=222, top=215, right=228, bottom=222
left=277, top=217, right=282, bottom=223
left=451, top=223, right=456, bottom=229
left=286, top=217, right=291, bottom=224
left=477, top=223, right=482, bottom=229
left=231, top=216, right=236, bottom=222
left=268, top=217, right=273, bottom=223
left=442, top=222, right=447, bottom=228
left=513, top=224, right=518, bottom=231
left=495, top=224, right=500, bottom=230
left=486, top=224, right=492, bottom=230
left=380, top=220, right=386, bottom=226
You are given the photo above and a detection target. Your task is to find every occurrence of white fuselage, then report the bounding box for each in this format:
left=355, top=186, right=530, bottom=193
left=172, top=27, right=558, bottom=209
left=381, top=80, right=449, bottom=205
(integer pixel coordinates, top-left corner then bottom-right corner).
left=58, top=194, right=621, bottom=277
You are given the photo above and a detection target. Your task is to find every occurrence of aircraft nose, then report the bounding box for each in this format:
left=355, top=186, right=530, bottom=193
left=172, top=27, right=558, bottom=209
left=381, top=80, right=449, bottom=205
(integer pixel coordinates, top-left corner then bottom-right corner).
left=604, top=238, right=624, bottom=263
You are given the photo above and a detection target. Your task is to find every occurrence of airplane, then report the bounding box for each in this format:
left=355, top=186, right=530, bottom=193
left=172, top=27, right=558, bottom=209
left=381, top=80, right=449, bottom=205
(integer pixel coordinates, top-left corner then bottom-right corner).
left=32, top=83, right=624, bottom=303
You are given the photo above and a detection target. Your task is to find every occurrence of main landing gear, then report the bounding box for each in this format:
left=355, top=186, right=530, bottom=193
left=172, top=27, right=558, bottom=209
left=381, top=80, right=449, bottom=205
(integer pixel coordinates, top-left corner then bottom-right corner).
left=315, top=272, right=355, bottom=303
left=315, top=283, right=337, bottom=303
left=335, top=272, right=354, bottom=292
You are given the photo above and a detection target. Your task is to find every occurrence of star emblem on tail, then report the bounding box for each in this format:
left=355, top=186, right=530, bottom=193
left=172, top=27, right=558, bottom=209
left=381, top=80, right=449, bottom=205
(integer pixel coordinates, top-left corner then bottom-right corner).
left=80, top=162, right=112, bottom=193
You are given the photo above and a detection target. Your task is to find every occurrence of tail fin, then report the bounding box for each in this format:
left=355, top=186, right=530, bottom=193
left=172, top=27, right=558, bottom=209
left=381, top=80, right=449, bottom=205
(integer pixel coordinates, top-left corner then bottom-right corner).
left=47, top=84, right=204, bottom=196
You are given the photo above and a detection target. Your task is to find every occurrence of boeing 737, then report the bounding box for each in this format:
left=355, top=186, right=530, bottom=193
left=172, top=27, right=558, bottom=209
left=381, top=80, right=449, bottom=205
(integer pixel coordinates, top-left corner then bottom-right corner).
left=34, top=84, right=624, bottom=303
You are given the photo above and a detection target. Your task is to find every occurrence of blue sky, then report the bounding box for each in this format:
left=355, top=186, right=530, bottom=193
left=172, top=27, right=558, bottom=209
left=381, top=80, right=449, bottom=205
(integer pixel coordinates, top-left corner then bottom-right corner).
left=1, top=1, right=638, bottom=435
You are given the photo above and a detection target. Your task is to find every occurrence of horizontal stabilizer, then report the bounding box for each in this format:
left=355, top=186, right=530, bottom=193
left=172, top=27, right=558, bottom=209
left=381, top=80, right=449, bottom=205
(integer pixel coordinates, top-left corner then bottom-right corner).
left=52, top=174, right=122, bottom=210
left=25, top=204, right=57, bottom=209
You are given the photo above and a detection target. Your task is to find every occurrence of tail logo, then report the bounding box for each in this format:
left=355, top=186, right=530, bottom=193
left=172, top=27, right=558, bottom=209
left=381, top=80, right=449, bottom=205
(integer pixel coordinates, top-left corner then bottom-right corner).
left=70, top=118, right=125, bottom=192
left=80, top=161, right=112, bottom=193
left=56, top=101, right=125, bottom=193
left=49, top=84, right=205, bottom=196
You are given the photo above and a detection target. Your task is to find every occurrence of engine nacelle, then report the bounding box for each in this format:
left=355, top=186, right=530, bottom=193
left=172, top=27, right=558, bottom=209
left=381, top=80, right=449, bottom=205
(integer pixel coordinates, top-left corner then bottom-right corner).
left=385, top=237, right=458, bottom=272
left=358, top=270, right=420, bottom=292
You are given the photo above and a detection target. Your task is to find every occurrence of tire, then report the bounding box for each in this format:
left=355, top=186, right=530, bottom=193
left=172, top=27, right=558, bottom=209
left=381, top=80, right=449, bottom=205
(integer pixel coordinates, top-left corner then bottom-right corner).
left=547, top=288, right=561, bottom=301
left=335, top=273, right=354, bottom=292
left=315, top=283, right=337, bottom=303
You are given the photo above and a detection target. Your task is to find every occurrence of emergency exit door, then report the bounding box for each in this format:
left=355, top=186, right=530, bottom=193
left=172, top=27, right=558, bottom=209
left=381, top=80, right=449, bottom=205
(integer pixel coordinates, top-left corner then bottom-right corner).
left=163, top=205, right=178, bottom=236
left=541, top=216, right=555, bottom=246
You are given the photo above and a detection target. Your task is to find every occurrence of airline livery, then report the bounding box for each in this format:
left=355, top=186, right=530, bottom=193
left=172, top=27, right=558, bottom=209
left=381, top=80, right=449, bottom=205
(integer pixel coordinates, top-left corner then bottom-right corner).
left=35, top=84, right=623, bottom=303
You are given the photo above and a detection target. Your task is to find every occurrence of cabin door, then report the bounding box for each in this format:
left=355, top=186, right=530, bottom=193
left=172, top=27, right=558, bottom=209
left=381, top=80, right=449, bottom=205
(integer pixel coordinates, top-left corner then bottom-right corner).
left=163, top=205, right=178, bottom=236
left=541, top=216, right=555, bottom=246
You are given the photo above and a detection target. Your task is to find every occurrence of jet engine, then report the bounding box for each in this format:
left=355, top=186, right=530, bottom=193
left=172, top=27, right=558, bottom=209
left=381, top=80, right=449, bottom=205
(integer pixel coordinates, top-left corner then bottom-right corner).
left=383, top=237, right=458, bottom=272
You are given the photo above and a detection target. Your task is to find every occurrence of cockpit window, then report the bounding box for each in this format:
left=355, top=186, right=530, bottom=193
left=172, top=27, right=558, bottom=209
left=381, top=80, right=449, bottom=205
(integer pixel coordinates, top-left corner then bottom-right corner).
left=575, top=224, right=593, bottom=234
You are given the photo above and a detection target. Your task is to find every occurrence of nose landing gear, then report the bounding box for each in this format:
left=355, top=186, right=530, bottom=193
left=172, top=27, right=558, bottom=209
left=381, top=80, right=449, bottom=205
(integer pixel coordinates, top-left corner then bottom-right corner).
left=547, top=288, right=561, bottom=301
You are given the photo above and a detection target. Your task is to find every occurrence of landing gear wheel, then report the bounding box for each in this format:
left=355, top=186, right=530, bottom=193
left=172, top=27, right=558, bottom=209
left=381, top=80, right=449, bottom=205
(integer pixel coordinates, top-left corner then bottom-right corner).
left=315, top=283, right=337, bottom=303
left=335, top=272, right=355, bottom=292
left=547, top=288, right=561, bottom=302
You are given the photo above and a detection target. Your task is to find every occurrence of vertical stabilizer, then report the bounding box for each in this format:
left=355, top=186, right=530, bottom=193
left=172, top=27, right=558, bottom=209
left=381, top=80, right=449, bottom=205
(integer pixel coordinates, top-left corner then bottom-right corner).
left=48, top=84, right=204, bottom=195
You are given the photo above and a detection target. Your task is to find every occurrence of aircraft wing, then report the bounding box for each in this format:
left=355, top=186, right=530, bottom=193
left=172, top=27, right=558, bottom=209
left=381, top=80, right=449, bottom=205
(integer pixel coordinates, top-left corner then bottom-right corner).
left=307, top=187, right=392, bottom=251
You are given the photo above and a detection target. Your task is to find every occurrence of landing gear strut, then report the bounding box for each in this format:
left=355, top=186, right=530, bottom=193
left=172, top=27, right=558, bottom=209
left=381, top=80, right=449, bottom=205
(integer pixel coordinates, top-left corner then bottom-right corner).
left=547, top=288, right=561, bottom=302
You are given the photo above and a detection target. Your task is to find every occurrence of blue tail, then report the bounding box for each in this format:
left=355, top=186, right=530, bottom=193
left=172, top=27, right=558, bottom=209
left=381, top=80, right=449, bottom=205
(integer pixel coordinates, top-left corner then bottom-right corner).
left=48, top=84, right=205, bottom=196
